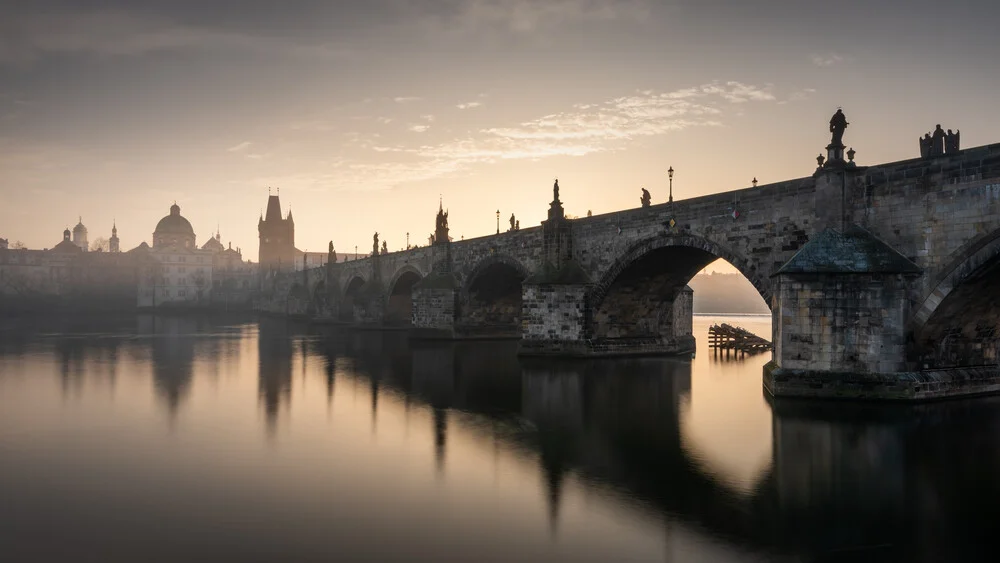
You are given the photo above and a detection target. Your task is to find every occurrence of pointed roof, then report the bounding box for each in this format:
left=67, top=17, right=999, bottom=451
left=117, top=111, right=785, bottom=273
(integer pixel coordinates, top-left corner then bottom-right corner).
left=775, top=225, right=921, bottom=275
left=265, top=194, right=282, bottom=222
left=201, top=235, right=224, bottom=252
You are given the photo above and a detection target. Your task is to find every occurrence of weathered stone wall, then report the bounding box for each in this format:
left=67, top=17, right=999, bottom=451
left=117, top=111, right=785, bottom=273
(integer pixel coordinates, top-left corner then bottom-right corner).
left=848, top=144, right=1000, bottom=327
left=520, top=284, right=589, bottom=355
left=774, top=273, right=911, bottom=374
left=411, top=285, right=457, bottom=338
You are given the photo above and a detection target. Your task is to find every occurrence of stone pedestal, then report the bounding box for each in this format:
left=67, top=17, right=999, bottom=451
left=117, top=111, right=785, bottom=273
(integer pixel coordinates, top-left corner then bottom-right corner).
left=825, top=143, right=845, bottom=165
left=765, top=225, right=925, bottom=399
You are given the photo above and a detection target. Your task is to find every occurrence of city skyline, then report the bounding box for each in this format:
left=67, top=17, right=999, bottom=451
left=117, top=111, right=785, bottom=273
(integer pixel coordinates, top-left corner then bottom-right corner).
left=3, top=0, right=1000, bottom=263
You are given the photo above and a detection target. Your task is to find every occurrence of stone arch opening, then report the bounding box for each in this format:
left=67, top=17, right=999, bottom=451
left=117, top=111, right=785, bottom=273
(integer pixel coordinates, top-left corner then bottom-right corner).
left=459, top=257, right=528, bottom=337
left=386, top=269, right=422, bottom=326
left=341, top=276, right=366, bottom=322
left=590, top=235, right=768, bottom=351
left=911, top=232, right=1000, bottom=368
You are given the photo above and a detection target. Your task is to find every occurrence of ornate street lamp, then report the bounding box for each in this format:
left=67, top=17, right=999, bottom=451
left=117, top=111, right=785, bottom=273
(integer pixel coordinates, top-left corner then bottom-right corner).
left=496, top=209, right=500, bottom=234
left=668, top=166, right=674, bottom=203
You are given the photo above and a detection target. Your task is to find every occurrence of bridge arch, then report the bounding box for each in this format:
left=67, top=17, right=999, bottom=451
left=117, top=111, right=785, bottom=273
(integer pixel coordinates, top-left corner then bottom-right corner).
left=458, top=254, right=530, bottom=336
left=340, top=275, right=367, bottom=322
left=591, top=233, right=771, bottom=309
left=386, top=265, right=424, bottom=325
left=589, top=234, right=769, bottom=344
left=911, top=228, right=1000, bottom=367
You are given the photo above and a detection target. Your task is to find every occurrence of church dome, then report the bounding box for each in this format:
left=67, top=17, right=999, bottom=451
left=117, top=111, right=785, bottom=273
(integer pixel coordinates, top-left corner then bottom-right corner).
left=73, top=219, right=87, bottom=234
left=154, top=203, right=195, bottom=237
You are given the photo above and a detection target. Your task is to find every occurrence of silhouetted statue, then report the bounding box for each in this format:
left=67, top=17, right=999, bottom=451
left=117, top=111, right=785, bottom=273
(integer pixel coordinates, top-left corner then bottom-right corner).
left=640, top=188, right=651, bottom=208
left=553, top=179, right=560, bottom=202
left=946, top=129, right=961, bottom=154
left=515, top=220, right=520, bottom=230
left=434, top=200, right=449, bottom=244
left=381, top=240, right=388, bottom=255
left=919, top=133, right=932, bottom=158
left=509, top=213, right=516, bottom=231
left=829, top=109, right=848, bottom=147
left=373, top=232, right=379, bottom=256
left=931, top=124, right=946, bottom=156
left=328, top=241, right=337, bottom=264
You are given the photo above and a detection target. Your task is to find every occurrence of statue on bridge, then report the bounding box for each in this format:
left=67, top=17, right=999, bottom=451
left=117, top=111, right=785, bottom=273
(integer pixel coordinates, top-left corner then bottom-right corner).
left=640, top=187, right=651, bottom=208
left=373, top=232, right=379, bottom=256
left=509, top=213, right=516, bottom=231
left=946, top=129, right=961, bottom=154
left=381, top=240, right=388, bottom=255
left=919, top=133, right=933, bottom=158
left=328, top=241, right=337, bottom=264
left=829, top=108, right=848, bottom=147
left=919, top=125, right=960, bottom=158
left=553, top=179, right=560, bottom=202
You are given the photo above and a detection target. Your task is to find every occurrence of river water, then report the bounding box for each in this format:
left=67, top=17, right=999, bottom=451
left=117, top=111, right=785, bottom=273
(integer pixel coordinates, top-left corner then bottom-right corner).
left=0, top=314, right=996, bottom=562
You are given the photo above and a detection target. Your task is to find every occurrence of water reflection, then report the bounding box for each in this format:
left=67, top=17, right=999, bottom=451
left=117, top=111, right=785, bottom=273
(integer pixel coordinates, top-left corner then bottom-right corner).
left=3, top=316, right=1000, bottom=562
left=257, top=317, right=295, bottom=433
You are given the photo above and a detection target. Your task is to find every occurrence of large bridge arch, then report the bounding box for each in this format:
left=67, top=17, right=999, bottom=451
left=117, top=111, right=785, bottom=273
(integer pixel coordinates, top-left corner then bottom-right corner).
left=386, top=265, right=424, bottom=325
left=910, top=228, right=1000, bottom=367
left=458, top=254, right=530, bottom=336
left=589, top=234, right=770, bottom=344
left=591, top=234, right=772, bottom=309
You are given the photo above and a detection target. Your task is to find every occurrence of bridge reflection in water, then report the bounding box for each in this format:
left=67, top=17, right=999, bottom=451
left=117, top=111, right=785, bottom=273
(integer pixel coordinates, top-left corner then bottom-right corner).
left=2, top=315, right=998, bottom=562
left=300, top=323, right=1000, bottom=563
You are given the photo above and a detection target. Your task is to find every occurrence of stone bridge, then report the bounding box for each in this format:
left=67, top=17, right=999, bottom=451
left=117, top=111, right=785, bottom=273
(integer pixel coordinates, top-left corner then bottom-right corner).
left=259, top=134, right=1000, bottom=400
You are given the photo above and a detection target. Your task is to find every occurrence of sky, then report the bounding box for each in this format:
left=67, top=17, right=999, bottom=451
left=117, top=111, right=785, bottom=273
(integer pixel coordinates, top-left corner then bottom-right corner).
left=3, top=0, right=1000, bottom=271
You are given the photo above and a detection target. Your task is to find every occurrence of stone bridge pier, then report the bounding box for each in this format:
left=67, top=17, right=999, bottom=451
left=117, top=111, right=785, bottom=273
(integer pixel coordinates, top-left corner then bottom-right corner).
left=260, top=116, right=1000, bottom=401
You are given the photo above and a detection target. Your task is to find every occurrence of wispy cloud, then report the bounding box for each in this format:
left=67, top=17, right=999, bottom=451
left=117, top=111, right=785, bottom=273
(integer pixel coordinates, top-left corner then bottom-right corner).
left=267, top=80, right=786, bottom=193
left=811, top=53, right=844, bottom=67
left=226, top=141, right=251, bottom=152
left=393, top=96, right=420, bottom=104
left=457, top=101, right=482, bottom=110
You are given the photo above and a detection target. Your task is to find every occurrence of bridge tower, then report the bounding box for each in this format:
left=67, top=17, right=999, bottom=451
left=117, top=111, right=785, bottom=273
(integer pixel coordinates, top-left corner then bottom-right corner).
left=258, top=191, right=296, bottom=271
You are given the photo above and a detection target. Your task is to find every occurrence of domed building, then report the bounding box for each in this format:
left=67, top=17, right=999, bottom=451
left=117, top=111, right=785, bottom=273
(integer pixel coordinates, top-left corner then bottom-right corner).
left=72, top=217, right=88, bottom=252
left=153, top=203, right=196, bottom=249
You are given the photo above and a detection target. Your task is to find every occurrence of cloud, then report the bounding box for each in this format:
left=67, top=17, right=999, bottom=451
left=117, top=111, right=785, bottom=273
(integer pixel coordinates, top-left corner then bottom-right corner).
left=811, top=53, right=844, bottom=67
left=226, top=141, right=251, bottom=152
left=457, top=101, right=482, bottom=110
left=438, top=0, right=652, bottom=34
left=394, top=96, right=421, bottom=103
left=0, top=10, right=353, bottom=65
left=265, top=80, right=786, bottom=193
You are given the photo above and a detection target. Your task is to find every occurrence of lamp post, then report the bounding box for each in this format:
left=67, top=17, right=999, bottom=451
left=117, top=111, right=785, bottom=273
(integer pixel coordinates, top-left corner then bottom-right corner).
left=668, top=166, right=674, bottom=203
left=354, top=245, right=357, bottom=260
left=406, top=232, right=410, bottom=249
left=496, top=209, right=500, bottom=234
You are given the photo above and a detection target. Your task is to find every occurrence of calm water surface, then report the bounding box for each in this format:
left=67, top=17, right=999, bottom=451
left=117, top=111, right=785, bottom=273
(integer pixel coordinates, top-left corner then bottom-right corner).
left=1, top=314, right=997, bottom=562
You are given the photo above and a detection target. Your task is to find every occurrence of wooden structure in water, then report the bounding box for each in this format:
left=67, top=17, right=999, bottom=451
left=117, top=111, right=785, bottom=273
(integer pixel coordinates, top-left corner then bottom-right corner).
left=708, top=323, right=772, bottom=356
